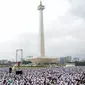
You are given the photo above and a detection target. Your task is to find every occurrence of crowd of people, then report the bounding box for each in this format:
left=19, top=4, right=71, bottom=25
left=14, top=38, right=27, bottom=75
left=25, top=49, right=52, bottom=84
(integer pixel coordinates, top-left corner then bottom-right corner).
left=0, top=66, right=85, bottom=85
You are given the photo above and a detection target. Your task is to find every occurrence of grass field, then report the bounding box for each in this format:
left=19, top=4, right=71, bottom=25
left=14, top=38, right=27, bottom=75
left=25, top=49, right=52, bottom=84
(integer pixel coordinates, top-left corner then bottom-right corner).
left=15, top=66, right=45, bottom=68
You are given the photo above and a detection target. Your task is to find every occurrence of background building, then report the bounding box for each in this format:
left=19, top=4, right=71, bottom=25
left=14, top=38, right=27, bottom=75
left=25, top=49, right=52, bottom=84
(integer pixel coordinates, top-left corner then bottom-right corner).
left=0, top=60, right=8, bottom=64
left=60, top=57, right=66, bottom=64
left=65, top=56, right=72, bottom=62
left=73, top=57, right=79, bottom=62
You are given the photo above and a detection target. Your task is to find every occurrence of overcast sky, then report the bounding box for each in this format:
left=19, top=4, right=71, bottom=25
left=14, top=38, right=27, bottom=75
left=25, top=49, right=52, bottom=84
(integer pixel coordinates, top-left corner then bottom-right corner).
left=0, top=0, right=85, bottom=61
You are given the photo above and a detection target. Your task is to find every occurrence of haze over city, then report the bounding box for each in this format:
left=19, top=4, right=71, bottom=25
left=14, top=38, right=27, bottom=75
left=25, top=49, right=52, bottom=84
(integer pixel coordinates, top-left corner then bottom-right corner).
left=0, top=0, right=85, bottom=60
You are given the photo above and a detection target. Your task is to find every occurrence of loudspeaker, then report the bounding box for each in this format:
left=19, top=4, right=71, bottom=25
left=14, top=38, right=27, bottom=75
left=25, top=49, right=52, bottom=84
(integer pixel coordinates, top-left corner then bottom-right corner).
left=9, top=67, right=12, bottom=73
left=16, top=71, right=22, bottom=75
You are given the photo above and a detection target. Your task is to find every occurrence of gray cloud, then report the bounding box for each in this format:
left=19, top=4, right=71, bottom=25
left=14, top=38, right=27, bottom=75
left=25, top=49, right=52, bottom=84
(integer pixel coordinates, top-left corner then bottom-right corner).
left=70, top=0, right=85, bottom=19
left=44, top=0, right=85, bottom=58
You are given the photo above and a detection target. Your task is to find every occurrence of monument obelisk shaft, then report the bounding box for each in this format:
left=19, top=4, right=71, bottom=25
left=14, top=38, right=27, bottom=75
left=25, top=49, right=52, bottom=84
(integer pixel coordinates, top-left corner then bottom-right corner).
left=38, top=1, right=45, bottom=57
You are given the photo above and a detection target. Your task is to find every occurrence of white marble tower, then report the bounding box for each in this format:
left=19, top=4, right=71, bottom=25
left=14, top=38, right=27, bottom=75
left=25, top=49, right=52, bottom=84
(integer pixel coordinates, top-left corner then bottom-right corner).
left=38, top=1, right=45, bottom=57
